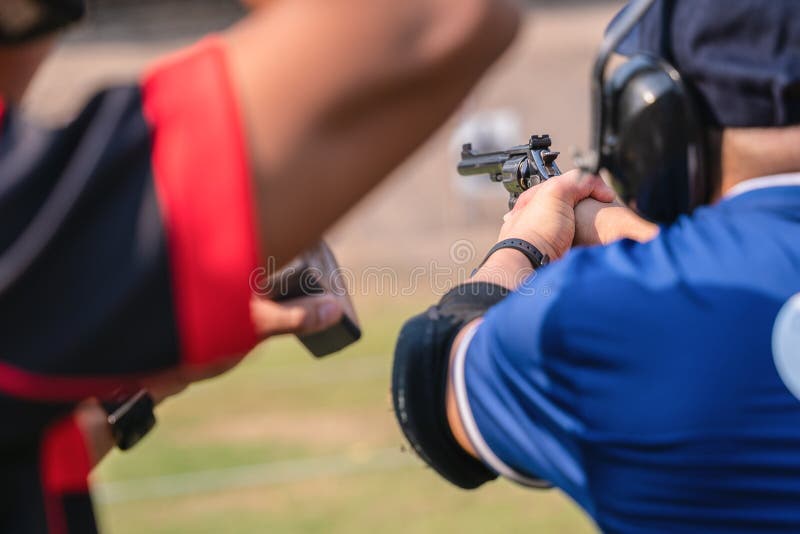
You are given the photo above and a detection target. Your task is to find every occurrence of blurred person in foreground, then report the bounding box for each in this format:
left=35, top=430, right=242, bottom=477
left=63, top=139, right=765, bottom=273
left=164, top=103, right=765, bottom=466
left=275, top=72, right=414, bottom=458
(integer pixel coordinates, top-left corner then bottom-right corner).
left=0, top=0, right=520, bottom=531
left=392, top=1, right=800, bottom=532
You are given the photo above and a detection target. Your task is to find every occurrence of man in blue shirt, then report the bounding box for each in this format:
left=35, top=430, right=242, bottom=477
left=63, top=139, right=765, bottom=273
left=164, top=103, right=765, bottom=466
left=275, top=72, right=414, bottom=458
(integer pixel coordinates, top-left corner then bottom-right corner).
left=392, top=1, right=800, bottom=531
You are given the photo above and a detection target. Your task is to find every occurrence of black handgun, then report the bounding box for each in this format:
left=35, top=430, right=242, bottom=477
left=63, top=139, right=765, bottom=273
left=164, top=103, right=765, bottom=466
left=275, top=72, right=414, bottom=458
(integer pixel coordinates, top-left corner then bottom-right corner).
left=458, top=134, right=562, bottom=210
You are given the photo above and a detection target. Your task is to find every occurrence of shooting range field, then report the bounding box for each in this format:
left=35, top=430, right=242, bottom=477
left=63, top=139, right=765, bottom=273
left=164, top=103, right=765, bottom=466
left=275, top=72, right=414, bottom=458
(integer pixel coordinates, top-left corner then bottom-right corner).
left=92, top=297, right=594, bottom=533
left=24, top=1, right=623, bottom=531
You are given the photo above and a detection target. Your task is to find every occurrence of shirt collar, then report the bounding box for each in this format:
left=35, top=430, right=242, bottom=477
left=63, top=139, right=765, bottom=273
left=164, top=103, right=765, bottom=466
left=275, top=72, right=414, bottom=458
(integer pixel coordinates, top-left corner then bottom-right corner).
left=725, top=173, right=800, bottom=199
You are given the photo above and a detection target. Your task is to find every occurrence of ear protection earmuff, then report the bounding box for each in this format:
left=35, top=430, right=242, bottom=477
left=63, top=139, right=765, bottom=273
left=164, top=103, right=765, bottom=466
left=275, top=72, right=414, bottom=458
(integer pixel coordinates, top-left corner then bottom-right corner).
left=0, top=0, right=85, bottom=44
left=584, top=0, right=708, bottom=223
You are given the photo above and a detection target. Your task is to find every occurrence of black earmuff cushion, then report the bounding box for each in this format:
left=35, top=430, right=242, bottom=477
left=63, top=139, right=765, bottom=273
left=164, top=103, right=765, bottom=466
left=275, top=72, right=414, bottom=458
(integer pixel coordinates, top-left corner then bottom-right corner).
left=603, top=55, right=707, bottom=223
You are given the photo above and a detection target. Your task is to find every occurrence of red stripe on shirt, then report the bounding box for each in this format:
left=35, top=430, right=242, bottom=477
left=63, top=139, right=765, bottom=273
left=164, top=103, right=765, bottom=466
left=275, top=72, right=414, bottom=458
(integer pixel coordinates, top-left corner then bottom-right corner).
left=142, top=38, right=260, bottom=366
left=0, top=361, right=141, bottom=402
left=40, top=416, right=92, bottom=534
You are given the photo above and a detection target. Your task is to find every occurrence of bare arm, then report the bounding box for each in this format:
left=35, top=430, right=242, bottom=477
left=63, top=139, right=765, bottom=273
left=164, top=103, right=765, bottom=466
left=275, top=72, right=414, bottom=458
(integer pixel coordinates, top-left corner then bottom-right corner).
left=79, top=0, right=523, bottom=460
left=78, top=294, right=346, bottom=464
left=444, top=179, right=659, bottom=459
left=445, top=249, right=531, bottom=459
left=225, top=0, right=521, bottom=266
left=443, top=171, right=618, bottom=459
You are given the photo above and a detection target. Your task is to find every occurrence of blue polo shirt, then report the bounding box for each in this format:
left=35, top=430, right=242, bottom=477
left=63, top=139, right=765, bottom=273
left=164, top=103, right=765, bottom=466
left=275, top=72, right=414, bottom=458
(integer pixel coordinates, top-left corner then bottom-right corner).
left=453, top=175, right=800, bottom=533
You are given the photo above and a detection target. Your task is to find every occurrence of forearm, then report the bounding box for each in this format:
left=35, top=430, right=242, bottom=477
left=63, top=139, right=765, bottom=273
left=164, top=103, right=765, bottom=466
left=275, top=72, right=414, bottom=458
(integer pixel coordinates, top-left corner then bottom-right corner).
left=77, top=359, right=239, bottom=466
left=226, top=0, right=521, bottom=267
left=443, top=245, right=534, bottom=459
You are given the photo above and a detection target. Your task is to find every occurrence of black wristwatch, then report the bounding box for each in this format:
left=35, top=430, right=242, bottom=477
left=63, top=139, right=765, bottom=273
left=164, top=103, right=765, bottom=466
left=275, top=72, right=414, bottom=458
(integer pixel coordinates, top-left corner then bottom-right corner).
left=101, top=389, right=157, bottom=451
left=476, top=238, right=550, bottom=272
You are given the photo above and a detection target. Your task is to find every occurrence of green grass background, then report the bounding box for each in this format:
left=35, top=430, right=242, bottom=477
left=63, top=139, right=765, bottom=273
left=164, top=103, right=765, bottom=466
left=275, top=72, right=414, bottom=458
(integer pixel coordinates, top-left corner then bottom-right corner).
left=93, top=298, right=595, bottom=533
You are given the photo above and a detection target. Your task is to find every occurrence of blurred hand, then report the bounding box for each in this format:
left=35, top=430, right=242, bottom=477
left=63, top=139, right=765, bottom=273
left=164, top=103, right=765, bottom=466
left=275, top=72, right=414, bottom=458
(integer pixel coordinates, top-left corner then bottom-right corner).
left=574, top=198, right=660, bottom=247
left=498, top=169, right=616, bottom=260
left=250, top=294, right=343, bottom=339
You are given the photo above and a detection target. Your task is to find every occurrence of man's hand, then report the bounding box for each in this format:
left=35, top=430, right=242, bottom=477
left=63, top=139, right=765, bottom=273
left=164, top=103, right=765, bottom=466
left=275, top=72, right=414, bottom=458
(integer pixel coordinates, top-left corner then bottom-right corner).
left=226, top=0, right=520, bottom=267
left=250, top=295, right=343, bottom=339
left=497, top=170, right=617, bottom=261
left=574, top=198, right=660, bottom=247
left=469, top=171, right=615, bottom=291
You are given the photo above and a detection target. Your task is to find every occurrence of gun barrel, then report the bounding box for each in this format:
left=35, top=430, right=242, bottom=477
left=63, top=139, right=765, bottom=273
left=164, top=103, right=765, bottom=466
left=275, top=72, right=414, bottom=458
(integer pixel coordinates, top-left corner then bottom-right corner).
left=457, top=153, right=509, bottom=176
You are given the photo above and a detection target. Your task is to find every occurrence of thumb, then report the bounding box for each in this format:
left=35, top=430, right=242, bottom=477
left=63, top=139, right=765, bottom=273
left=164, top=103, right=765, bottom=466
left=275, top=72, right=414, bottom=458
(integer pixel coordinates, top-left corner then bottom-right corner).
left=564, top=172, right=615, bottom=206
left=250, top=295, right=344, bottom=339
left=587, top=174, right=616, bottom=204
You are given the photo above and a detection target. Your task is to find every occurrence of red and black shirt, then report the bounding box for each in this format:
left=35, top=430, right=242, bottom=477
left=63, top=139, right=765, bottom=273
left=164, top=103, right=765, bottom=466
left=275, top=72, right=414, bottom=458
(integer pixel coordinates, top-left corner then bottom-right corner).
left=0, top=38, right=261, bottom=533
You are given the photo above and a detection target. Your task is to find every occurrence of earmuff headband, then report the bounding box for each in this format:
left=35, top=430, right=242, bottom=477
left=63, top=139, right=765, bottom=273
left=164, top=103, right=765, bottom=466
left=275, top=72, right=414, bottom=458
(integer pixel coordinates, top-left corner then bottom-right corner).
left=586, top=0, right=657, bottom=175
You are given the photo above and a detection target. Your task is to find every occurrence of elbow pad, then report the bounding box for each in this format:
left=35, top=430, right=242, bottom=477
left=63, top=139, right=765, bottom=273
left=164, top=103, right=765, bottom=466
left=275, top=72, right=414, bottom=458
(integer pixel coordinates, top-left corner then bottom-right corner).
left=391, top=282, right=509, bottom=489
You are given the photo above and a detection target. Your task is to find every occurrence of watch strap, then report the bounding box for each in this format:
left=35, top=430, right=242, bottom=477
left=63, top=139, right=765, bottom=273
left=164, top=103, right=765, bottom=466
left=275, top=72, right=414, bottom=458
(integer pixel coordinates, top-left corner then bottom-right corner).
left=477, top=238, right=550, bottom=272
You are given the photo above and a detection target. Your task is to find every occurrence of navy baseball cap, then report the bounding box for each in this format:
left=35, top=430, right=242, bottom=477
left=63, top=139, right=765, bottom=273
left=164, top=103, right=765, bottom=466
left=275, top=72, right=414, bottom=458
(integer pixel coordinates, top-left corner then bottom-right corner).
left=608, top=0, right=800, bottom=128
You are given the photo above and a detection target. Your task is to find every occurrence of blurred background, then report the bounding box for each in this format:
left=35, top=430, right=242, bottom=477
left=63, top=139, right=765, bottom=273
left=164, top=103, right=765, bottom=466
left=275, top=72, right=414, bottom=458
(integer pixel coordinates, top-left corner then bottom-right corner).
left=24, top=1, right=625, bottom=532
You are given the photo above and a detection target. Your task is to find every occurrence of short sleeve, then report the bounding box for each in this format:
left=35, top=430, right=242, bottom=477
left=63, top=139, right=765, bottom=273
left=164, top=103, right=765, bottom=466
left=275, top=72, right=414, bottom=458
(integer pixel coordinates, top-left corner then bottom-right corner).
left=0, top=37, right=260, bottom=403
left=452, top=257, right=591, bottom=505
left=451, top=239, right=682, bottom=513
left=142, top=37, right=261, bottom=367
left=453, top=195, right=800, bottom=531
left=450, top=223, right=752, bottom=515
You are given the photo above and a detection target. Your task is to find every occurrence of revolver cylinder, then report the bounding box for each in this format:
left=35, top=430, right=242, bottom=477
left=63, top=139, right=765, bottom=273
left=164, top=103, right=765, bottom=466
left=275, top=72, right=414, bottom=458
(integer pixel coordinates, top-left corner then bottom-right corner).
left=458, top=134, right=562, bottom=210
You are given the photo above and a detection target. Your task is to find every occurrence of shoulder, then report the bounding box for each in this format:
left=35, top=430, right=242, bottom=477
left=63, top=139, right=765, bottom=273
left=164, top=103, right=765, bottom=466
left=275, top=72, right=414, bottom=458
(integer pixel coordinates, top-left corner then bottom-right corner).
left=538, top=198, right=776, bottom=316
left=547, top=193, right=800, bottom=322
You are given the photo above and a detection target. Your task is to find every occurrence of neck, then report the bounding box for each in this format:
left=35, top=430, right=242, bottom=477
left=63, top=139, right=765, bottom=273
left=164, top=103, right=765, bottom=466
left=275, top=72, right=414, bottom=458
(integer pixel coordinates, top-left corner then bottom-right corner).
left=716, top=126, right=800, bottom=199
left=0, top=37, right=54, bottom=104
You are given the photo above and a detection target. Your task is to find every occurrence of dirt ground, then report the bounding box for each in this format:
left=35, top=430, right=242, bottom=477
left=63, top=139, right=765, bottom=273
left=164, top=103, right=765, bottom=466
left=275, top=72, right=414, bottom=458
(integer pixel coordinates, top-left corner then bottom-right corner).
left=24, top=1, right=625, bottom=279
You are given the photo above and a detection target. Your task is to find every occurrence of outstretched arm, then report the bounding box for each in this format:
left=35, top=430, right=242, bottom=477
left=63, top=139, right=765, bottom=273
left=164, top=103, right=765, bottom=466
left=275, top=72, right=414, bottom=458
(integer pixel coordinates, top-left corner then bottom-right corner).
left=225, top=0, right=522, bottom=267
left=392, top=170, right=617, bottom=486
left=444, top=171, right=620, bottom=459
